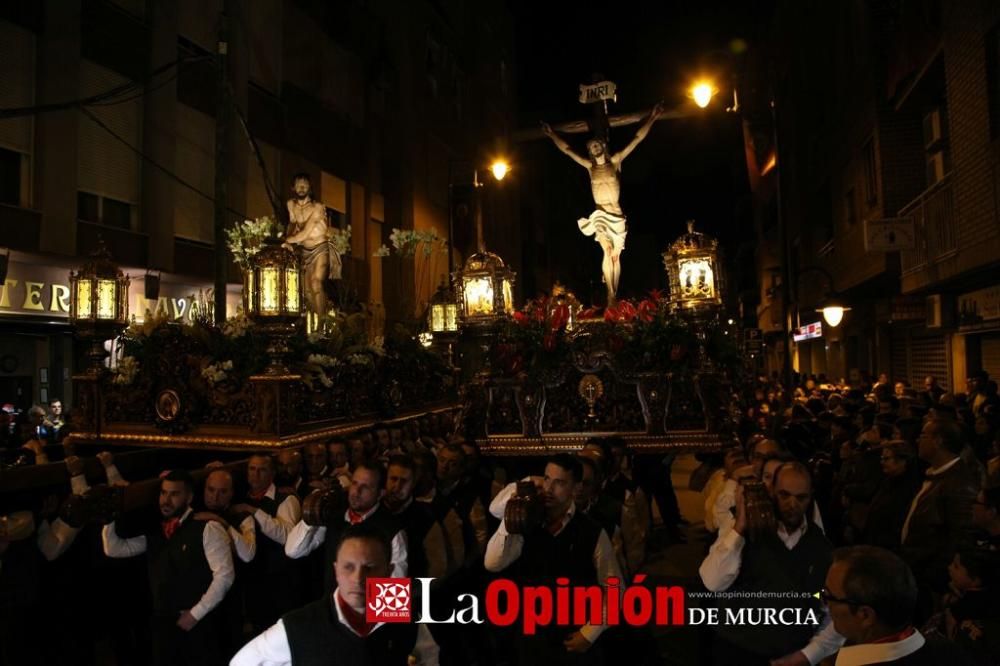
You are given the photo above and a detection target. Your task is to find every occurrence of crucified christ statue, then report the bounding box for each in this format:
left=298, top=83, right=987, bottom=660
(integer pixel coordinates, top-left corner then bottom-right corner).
left=541, top=101, right=663, bottom=304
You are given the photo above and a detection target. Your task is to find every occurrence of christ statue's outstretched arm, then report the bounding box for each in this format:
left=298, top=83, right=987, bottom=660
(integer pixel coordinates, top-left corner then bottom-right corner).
left=613, top=101, right=664, bottom=164
left=541, top=122, right=592, bottom=169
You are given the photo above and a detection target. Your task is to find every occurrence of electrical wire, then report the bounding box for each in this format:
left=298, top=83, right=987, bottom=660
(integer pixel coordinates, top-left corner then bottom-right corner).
left=0, top=55, right=210, bottom=118
left=79, top=106, right=248, bottom=220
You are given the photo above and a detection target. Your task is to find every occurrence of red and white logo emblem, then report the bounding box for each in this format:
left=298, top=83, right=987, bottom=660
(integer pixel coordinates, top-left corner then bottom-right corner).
left=366, top=577, right=412, bottom=623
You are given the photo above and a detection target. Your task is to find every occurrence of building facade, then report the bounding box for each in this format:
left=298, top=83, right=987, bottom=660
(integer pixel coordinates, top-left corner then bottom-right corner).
left=0, top=0, right=518, bottom=410
left=748, top=0, right=1000, bottom=390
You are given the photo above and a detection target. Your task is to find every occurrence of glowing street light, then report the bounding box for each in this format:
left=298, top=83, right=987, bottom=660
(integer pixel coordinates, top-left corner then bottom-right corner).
left=690, top=81, right=717, bottom=108
left=490, top=159, right=510, bottom=181
left=818, top=302, right=850, bottom=328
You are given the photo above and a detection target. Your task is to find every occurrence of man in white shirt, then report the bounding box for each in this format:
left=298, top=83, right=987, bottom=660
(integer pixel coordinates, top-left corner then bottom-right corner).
left=231, top=525, right=417, bottom=666
left=486, top=454, right=622, bottom=664
left=824, top=545, right=973, bottom=665
left=285, top=462, right=408, bottom=594
left=699, top=462, right=843, bottom=666
left=102, top=469, right=235, bottom=666
left=231, top=454, right=304, bottom=633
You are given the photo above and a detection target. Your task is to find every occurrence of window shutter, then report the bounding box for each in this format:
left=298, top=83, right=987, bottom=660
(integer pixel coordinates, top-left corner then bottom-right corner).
left=173, top=103, right=215, bottom=242
left=77, top=60, right=142, bottom=204
left=0, top=21, right=35, bottom=155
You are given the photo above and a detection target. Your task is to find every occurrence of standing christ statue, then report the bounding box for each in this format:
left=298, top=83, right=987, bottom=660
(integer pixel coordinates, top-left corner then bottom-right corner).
left=541, top=102, right=663, bottom=304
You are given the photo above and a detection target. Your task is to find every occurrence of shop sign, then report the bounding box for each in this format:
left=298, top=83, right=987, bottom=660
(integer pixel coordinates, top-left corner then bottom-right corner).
left=959, top=285, right=1000, bottom=324
left=0, top=258, right=241, bottom=323
left=793, top=321, right=823, bottom=342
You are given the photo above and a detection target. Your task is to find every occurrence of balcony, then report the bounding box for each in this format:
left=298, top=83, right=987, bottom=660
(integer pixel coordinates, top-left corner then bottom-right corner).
left=900, top=176, right=955, bottom=275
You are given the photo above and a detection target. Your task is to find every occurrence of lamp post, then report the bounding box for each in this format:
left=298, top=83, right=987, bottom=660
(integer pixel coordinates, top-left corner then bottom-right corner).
left=453, top=159, right=515, bottom=377
left=794, top=265, right=850, bottom=328
left=69, top=242, right=131, bottom=375
left=428, top=279, right=459, bottom=364
left=690, top=79, right=793, bottom=389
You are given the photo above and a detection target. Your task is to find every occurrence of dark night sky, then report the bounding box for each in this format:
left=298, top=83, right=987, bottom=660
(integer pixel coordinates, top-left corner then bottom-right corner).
left=506, top=1, right=773, bottom=302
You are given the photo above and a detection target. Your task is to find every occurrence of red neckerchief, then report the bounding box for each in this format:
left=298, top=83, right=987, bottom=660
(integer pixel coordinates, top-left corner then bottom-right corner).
left=336, top=593, right=373, bottom=637
left=162, top=517, right=181, bottom=539
left=347, top=509, right=366, bottom=525
left=871, top=626, right=915, bottom=644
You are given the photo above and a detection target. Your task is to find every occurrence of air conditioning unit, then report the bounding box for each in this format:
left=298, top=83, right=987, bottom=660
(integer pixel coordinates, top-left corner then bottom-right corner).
left=926, top=150, right=947, bottom=186
left=923, top=108, right=944, bottom=150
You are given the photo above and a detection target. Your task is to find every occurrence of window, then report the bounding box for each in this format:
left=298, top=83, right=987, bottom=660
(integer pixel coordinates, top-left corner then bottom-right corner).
left=77, top=191, right=132, bottom=229
left=0, top=147, right=20, bottom=206
left=326, top=207, right=345, bottom=230
left=77, top=192, right=99, bottom=223
left=862, top=138, right=878, bottom=206
left=844, top=188, right=857, bottom=227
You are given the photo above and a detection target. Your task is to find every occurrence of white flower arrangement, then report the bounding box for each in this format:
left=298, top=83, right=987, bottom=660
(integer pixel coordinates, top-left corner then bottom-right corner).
left=222, top=313, right=251, bottom=338
left=226, top=216, right=281, bottom=270
left=307, top=353, right=340, bottom=368
left=347, top=353, right=373, bottom=366
left=372, top=244, right=391, bottom=258
left=387, top=228, right=446, bottom=258
left=327, top=225, right=352, bottom=255
left=307, top=329, right=329, bottom=344
left=112, top=356, right=140, bottom=386
left=201, top=360, right=233, bottom=384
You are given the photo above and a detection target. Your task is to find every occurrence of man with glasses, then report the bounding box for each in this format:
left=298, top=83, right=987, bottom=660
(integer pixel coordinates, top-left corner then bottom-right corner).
left=900, top=419, right=980, bottom=601
left=700, top=462, right=843, bottom=665
left=822, top=545, right=972, bottom=665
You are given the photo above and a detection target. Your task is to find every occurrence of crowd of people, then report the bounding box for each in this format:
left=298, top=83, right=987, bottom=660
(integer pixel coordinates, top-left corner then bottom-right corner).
left=0, top=410, right=685, bottom=666
left=1, top=366, right=998, bottom=665
left=696, top=369, right=1000, bottom=665
left=0, top=398, right=69, bottom=465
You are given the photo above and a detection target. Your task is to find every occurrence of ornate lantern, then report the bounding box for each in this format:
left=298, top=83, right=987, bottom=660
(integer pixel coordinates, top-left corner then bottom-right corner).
left=662, top=220, right=724, bottom=315
left=428, top=280, right=459, bottom=334
left=454, top=251, right=515, bottom=328
left=69, top=242, right=131, bottom=374
left=243, top=236, right=303, bottom=374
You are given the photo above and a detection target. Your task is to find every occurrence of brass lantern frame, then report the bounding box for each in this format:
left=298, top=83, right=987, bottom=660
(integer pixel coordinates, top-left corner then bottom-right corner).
left=662, top=220, right=724, bottom=315
left=69, top=242, right=131, bottom=375
left=244, top=236, right=304, bottom=375
left=453, top=251, right=516, bottom=330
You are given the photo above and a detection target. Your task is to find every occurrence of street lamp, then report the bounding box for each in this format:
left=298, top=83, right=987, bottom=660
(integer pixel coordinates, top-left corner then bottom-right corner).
left=689, top=80, right=717, bottom=109
left=816, top=298, right=850, bottom=328
left=455, top=157, right=516, bottom=328
left=490, top=159, right=510, bottom=182
left=69, top=241, right=131, bottom=375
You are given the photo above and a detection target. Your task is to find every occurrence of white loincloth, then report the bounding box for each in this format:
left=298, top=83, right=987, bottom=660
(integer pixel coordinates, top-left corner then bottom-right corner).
left=577, top=209, right=627, bottom=253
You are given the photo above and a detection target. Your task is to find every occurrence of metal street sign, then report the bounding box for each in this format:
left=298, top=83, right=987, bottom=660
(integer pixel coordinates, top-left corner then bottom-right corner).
left=864, top=217, right=916, bottom=252
left=744, top=328, right=762, bottom=353
left=579, top=81, right=617, bottom=104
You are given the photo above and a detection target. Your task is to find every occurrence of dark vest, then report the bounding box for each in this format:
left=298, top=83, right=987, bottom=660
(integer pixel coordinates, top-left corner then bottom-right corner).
left=515, top=511, right=603, bottom=587
left=145, top=516, right=213, bottom=617
left=282, top=597, right=417, bottom=666
left=715, top=523, right=831, bottom=657
left=245, top=490, right=294, bottom=576
left=582, top=494, right=622, bottom=541
left=392, top=500, right=436, bottom=578
left=431, top=480, right=481, bottom=564
left=322, top=506, right=402, bottom=594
